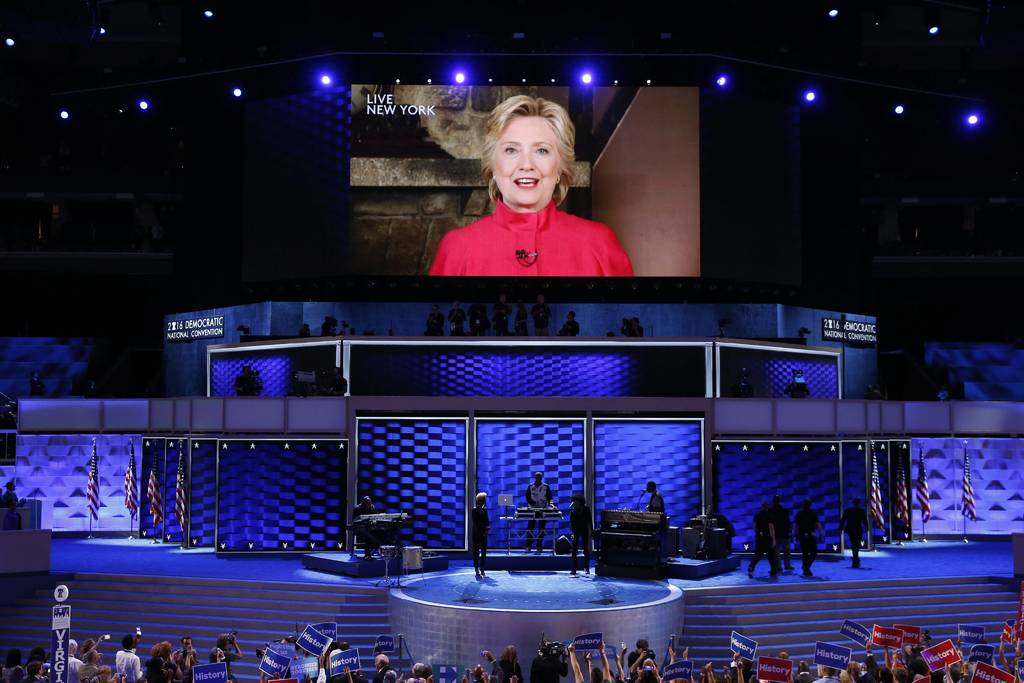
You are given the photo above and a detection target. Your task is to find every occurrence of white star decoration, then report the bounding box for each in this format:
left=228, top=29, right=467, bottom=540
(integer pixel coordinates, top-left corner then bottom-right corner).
left=830, top=445, right=836, bottom=452
left=742, top=445, right=748, bottom=451
left=311, top=443, right=317, bottom=450
left=284, top=443, right=290, bottom=450
left=803, top=445, right=809, bottom=452
left=714, top=445, right=721, bottom=451
left=248, top=542, right=255, bottom=550
left=220, top=543, right=227, bottom=550
left=145, top=441, right=150, bottom=447
left=222, top=443, right=228, bottom=450
left=769, top=445, right=775, bottom=452
left=858, top=445, right=863, bottom=451
left=249, top=443, right=256, bottom=450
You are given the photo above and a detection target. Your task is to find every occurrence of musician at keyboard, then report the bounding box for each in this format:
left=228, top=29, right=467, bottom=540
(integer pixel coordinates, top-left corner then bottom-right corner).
left=352, top=496, right=379, bottom=559
left=644, top=481, right=664, bottom=513
left=524, top=472, right=555, bottom=553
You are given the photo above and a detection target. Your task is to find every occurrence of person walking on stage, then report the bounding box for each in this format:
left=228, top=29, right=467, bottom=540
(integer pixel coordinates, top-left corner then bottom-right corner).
left=794, top=499, right=823, bottom=577
left=771, top=495, right=794, bottom=572
left=525, top=472, right=553, bottom=553
left=748, top=501, right=780, bottom=578
left=840, top=497, right=869, bottom=568
left=472, top=492, right=490, bottom=579
left=569, top=493, right=592, bottom=576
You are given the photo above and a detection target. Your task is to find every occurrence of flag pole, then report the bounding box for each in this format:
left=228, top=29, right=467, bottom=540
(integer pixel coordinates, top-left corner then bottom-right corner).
left=962, top=440, right=970, bottom=544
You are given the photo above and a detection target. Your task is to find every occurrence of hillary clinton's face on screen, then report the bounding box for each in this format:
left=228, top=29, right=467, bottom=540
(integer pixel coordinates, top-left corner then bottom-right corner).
left=491, top=115, right=562, bottom=213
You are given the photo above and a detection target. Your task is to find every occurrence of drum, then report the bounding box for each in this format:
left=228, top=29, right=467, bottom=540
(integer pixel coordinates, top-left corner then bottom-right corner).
left=380, top=545, right=399, bottom=559
left=402, top=545, right=423, bottom=570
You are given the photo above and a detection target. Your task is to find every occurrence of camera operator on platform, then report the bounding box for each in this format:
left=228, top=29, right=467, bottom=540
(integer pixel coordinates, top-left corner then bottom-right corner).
left=530, top=640, right=568, bottom=683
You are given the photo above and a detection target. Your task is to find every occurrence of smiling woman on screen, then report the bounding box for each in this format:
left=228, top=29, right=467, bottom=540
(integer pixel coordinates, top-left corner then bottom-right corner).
left=428, top=95, right=634, bottom=277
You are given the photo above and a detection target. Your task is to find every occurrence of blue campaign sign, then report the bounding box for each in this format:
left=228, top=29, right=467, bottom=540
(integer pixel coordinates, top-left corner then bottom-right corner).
left=330, top=649, right=362, bottom=677
left=291, top=657, right=320, bottom=679
left=50, top=605, right=71, bottom=683
left=192, top=663, right=228, bottom=683
left=814, top=642, right=852, bottom=669
left=259, top=649, right=292, bottom=678
left=374, top=635, right=395, bottom=653
left=967, top=645, right=994, bottom=664
left=313, top=623, right=337, bottom=641
left=958, top=624, right=985, bottom=645
left=297, top=624, right=333, bottom=657
left=730, top=632, right=758, bottom=660
left=573, top=633, right=603, bottom=652
left=662, top=661, right=693, bottom=681
left=840, top=620, right=872, bottom=647
left=1017, top=659, right=1024, bottom=681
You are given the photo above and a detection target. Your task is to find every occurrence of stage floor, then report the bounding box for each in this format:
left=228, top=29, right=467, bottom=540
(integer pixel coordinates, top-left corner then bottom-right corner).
left=47, top=538, right=1014, bottom=588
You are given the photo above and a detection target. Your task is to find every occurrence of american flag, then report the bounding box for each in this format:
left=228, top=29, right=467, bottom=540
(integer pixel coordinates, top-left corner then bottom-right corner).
left=174, top=442, right=188, bottom=533
left=124, top=438, right=138, bottom=517
left=86, top=438, right=100, bottom=521
left=895, top=459, right=909, bottom=527
left=870, top=449, right=886, bottom=530
left=962, top=447, right=977, bottom=522
left=147, top=455, right=163, bottom=527
left=916, top=448, right=931, bottom=523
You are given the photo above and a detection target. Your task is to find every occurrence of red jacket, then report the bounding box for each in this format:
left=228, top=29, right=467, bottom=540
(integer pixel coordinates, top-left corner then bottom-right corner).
left=429, top=199, right=634, bottom=276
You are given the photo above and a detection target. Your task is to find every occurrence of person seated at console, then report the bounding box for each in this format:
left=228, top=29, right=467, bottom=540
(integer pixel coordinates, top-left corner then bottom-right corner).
left=784, top=369, right=810, bottom=399
left=353, top=496, right=379, bottom=560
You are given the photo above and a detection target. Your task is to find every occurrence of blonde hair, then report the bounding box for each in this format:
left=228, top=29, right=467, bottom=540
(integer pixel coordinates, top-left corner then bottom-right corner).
left=481, top=95, right=576, bottom=207
left=476, top=492, right=487, bottom=504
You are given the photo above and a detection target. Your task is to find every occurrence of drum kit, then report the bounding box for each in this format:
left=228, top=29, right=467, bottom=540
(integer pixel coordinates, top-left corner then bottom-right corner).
left=377, top=544, right=423, bottom=587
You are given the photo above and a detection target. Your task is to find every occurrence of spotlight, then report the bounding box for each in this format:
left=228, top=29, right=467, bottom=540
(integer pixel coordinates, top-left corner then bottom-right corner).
left=232, top=87, right=243, bottom=98
left=550, top=78, right=555, bottom=83
left=99, top=27, right=107, bottom=35
left=715, top=74, right=728, bottom=87
left=614, top=79, right=619, bottom=85
left=319, top=74, right=332, bottom=86
left=581, top=72, right=592, bottom=84
left=395, top=78, right=401, bottom=84
left=646, top=79, right=652, bottom=85
left=4, top=37, right=14, bottom=48
left=928, top=25, right=939, bottom=35
left=828, top=8, right=839, bottom=18
left=893, top=104, right=905, bottom=115
left=488, top=78, right=493, bottom=83
left=804, top=90, right=817, bottom=102
left=427, top=78, right=432, bottom=84
left=59, top=110, right=70, bottom=120
left=965, top=112, right=981, bottom=126
left=203, top=9, right=214, bottom=18
left=454, top=72, right=465, bottom=84
left=138, top=99, right=150, bottom=110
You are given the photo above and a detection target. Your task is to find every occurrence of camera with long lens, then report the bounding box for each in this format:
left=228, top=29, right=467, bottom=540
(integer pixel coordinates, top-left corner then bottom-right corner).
left=538, top=638, right=567, bottom=658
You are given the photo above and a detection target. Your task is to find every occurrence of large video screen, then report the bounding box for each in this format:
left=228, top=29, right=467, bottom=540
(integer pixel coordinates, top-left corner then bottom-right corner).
left=243, top=84, right=700, bottom=280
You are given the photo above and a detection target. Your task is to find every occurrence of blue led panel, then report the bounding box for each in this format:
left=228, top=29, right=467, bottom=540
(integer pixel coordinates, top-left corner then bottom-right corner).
left=162, top=438, right=185, bottom=544
left=356, top=419, right=467, bottom=550
left=719, top=347, right=839, bottom=399
left=186, top=439, right=218, bottom=548
left=870, top=442, right=891, bottom=546
left=140, top=437, right=169, bottom=540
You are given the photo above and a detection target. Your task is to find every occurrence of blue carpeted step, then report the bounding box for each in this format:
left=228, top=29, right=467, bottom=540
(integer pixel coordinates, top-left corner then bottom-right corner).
left=15, top=596, right=386, bottom=617
left=685, top=590, right=1013, bottom=615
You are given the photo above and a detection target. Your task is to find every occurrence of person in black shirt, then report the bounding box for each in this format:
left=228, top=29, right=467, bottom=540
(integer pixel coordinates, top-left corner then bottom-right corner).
left=784, top=369, right=809, bottom=398
left=514, top=302, right=529, bottom=336
left=730, top=368, right=754, bottom=398
left=645, top=481, right=665, bottom=513
left=2, top=480, right=18, bottom=509
left=353, top=496, right=379, bottom=560
left=557, top=311, right=580, bottom=337
left=531, top=295, right=552, bottom=336
left=568, top=493, right=592, bottom=576
left=469, top=303, right=490, bottom=336
left=298, top=324, right=312, bottom=337
left=29, top=371, right=46, bottom=397
left=472, top=492, right=490, bottom=578
left=493, top=294, right=510, bottom=336
left=425, top=305, right=445, bottom=336
left=771, top=495, right=793, bottom=572
left=748, top=501, right=781, bottom=578
left=448, top=301, right=466, bottom=336
left=793, top=499, right=823, bottom=577
left=525, top=472, right=553, bottom=553
left=840, top=498, right=869, bottom=568
left=530, top=645, right=568, bottom=683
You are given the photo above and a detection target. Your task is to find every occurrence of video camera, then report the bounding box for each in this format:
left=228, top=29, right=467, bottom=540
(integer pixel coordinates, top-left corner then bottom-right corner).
left=538, top=635, right=567, bottom=659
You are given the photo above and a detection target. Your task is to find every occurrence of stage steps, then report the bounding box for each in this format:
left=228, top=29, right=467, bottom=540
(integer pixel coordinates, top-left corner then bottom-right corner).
left=681, top=575, right=1019, bottom=665
left=0, top=573, right=389, bottom=680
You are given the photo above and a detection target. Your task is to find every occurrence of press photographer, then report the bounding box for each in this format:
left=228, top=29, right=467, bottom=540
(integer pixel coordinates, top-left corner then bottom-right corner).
left=530, top=637, right=568, bottom=683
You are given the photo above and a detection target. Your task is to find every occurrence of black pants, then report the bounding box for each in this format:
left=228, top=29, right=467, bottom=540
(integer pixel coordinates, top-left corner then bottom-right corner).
left=472, top=535, right=488, bottom=573
left=847, top=534, right=862, bottom=567
left=799, top=533, right=817, bottom=574
left=748, top=535, right=780, bottom=575
left=571, top=527, right=590, bottom=572
left=527, top=519, right=547, bottom=551
left=776, top=536, right=793, bottom=569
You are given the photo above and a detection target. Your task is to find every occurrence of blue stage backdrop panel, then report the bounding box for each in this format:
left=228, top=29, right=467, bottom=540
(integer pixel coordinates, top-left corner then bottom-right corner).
left=476, top=420, right=586, bottom=548
left=841, top=441, right=868, bottom=522
left=162, top=439, right=186, bottom=544
left=712, top=441, right=842, bottom=552
left=209, top=344, right=337, bottom=397
left=356, top=419, right=467, bottom=550
left=911, top=437, right=1024, bottom=536
left=889, top=441, right=912, bottom=542
left=348, top=345, right=708, bottom=397
left=718, top=346, right=839, bottom=398
left=140, top=437, right=168, bottom=539
left=869, top=442, right=891, bottom=546
left=1, top=434, right=139, bottom=532
left=593, top=420, right=703, bottom=526
left=187, top=439, right=218, bottom=548
left=216, top=439, right=346, bottom=552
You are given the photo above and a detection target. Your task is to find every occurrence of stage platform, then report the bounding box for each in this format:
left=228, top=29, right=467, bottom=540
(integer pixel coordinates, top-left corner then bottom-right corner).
left=302, top=551, right=450, bottom=577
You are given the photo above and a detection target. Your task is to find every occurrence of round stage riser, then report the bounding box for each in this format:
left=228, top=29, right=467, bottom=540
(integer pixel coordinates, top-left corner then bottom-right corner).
left=390, top=586, right=682, bottom=673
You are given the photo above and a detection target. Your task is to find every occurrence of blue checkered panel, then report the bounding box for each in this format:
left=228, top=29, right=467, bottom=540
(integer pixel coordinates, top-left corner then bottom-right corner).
left=870, top=443, right=891, bottom=545
left=593, top=420, right=703, bottom=527
left=719, top=347, right=839, bottom=399
left=187, top=440, right=218, bottom=548
left=841, top=441, right=868, bottom=526
left=910, top=437, right=1024, bottom=535
left=349, top=345, right=708, bottom=397
left=889, top=441, right=912, bottom=542
left=210, top=353, right=292, bottom=397
left=162, top=439, right=185, bottom=544
left=216, top=440, right=347, bottom=552
left=712, top=441, right=842, bottom=552
left=356, top=419, right=467, bottom=550
left=0, top=434, right=140, bottom=532
left=140, top=438, right=168, bottom=540
left=476, top=420, right=585, bottom=548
